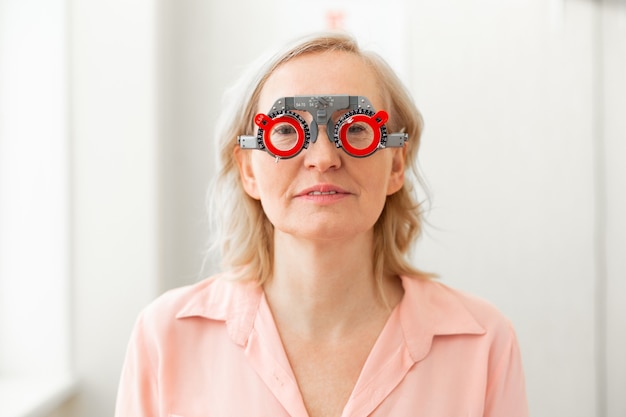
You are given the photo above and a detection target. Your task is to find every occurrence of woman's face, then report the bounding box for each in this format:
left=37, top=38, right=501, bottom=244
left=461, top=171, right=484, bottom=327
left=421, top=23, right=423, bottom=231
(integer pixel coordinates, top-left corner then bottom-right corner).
left=236, top=51, right=405, bottom=242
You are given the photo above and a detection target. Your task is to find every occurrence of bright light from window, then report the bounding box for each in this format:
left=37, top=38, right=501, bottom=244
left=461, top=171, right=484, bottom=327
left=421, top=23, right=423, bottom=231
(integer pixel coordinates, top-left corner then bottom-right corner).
left=0, top=0, right=70, bottom=378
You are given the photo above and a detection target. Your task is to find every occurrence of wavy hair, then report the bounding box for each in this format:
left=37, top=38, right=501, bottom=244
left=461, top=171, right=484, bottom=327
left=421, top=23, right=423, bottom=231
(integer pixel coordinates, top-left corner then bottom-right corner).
left=206, top=32, right=431, bottom=287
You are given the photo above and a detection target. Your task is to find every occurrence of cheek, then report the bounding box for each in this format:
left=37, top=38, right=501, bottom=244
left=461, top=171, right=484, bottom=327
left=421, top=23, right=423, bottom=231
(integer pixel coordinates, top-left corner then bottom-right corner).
left=250, top=157, right=292, bottom=204
left=356, top=169, right=391, bottom=214
left=358, top=157, right=400, bottom=197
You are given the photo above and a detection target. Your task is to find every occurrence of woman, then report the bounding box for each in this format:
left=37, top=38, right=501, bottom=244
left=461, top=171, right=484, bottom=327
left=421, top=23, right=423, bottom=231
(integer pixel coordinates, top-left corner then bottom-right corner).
left=115, top=32, right=528, bottom=417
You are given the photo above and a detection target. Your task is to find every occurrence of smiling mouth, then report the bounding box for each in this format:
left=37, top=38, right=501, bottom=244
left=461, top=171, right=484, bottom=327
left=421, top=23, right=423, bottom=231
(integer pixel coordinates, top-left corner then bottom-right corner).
left=307, top=190, right=338, bottom=196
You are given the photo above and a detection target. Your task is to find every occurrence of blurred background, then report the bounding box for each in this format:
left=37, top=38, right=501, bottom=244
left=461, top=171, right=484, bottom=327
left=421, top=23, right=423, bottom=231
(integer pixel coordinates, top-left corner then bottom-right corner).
left=0, top=0, right=624, bottom=416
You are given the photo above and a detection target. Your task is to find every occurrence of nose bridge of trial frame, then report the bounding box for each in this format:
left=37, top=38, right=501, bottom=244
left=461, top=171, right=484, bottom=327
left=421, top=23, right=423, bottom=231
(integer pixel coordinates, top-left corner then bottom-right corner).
left=276, top=95, right=374, bottom=142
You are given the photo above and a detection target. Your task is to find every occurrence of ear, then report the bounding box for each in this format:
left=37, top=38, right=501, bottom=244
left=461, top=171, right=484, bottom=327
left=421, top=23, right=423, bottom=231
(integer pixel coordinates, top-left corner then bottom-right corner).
left=234, top=147, right=261, bottom=200
left=386, top=146, right=406, bottom=195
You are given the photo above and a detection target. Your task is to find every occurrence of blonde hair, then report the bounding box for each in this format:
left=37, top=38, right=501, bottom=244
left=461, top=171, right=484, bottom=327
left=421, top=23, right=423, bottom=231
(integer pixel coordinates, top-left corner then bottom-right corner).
left=207, top=32, right=431, bottom=286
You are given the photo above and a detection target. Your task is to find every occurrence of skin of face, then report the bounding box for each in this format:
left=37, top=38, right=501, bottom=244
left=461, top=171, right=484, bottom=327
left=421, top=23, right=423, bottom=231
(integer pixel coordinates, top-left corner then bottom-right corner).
left=236, top=51, right=406, bottom=244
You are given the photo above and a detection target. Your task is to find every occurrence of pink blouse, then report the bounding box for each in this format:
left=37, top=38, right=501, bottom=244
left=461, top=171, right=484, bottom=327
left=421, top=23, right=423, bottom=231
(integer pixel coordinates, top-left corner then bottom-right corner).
left=115, top=275, right=528, bottom=416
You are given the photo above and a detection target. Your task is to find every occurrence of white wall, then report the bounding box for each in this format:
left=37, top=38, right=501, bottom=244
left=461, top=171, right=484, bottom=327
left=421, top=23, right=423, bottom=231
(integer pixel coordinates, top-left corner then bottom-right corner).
left=410, top=2, right=598, bottom=416
left=602, top=2, right=626, bottom=416
left=44, top=0, right=625, bottom=416
left=55, top=0, right=160, bottom=416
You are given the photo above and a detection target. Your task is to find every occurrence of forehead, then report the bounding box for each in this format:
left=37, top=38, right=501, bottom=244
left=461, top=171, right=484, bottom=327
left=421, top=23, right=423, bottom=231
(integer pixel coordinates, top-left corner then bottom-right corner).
left=257, top=51, right=383, bottom=113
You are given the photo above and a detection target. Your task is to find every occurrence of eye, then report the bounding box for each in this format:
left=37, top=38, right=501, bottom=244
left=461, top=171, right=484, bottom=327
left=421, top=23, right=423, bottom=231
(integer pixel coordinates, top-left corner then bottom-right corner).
left=347, top=124, right=367, bottom=134
left=341, top=119, right=376, bottom=151
left=345, top=122, right=371, bottom=142
left=268, top=120, right=301, bottom=152
left=273, top=125, right=297, bottom=136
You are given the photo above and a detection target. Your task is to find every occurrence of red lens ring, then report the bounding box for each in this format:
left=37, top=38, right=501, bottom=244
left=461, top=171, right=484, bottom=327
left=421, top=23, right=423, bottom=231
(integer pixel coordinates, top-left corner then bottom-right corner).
left=257, top=113, right=306, bottom=158
left=338, top=114, right=381, bottom=157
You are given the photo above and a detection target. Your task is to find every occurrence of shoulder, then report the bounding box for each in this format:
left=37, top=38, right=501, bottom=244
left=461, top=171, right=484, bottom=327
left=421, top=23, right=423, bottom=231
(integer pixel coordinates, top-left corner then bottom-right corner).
left=440, top=281, right=516, bottom=332
left=136, top=274, right=261, bottom=333
left=399, top=277, right=529, bottom=413
left=140, top=275, right=218, bottom=319
left=400, top=275, right=518, bottom=341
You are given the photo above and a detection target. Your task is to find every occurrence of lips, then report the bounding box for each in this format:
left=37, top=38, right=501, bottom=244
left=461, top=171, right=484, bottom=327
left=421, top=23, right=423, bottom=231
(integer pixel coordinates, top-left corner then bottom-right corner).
left=296, top=184, right=350, bottom=198
left=308, top=190, right=337, bottom=196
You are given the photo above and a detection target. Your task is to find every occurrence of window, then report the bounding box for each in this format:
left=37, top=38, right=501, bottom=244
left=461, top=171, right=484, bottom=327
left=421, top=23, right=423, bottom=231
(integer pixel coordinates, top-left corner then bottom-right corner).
left=0, top=0, right=74, bottom=415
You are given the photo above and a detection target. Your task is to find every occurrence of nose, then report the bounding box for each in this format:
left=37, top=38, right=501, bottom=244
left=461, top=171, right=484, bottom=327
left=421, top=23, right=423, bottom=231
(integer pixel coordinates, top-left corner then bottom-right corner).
left=303, top=126, right=342, bottom=171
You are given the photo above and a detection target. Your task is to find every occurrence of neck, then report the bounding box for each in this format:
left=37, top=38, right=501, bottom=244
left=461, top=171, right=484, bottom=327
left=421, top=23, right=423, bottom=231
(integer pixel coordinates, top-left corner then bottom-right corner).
left=263, top=230, right=403, bottom=342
